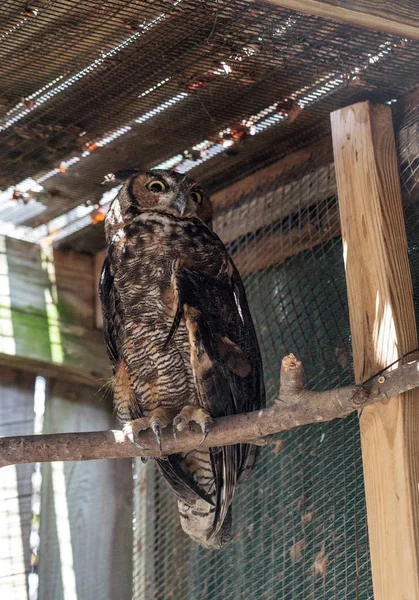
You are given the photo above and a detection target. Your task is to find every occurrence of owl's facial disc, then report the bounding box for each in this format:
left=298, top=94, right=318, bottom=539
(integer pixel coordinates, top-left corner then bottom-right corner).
left=143, top=173, right=202, bottom=217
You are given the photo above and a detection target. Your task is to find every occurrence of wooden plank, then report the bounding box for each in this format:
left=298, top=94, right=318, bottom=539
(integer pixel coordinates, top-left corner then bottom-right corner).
left=1, top=238, right=108, bottom=385
left=214, top=164, right=336, bottom=244
left=231, top=201, right=340, bottom=276
left=265, top=0, right=419, bottom=41
left=6, top=239, right=94, bottom=330
left=53, top=249, right=94, bottom=329
left=211, top=136, right=333, bottom=212
left=0, top=366, right=36, bottom=600
left=38, top=379, right=132, bottom=600
left=0, top=340, right=108, bottom=388
left=331, top=100, right=419, bottom=599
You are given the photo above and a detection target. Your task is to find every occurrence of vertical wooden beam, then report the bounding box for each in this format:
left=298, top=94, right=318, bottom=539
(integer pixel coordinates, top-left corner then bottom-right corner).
left=331, top=101, right=419, bottom=599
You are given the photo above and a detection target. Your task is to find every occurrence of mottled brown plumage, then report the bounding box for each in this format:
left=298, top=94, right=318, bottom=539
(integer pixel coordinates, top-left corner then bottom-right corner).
left=100, top=169, right=265, bottom=547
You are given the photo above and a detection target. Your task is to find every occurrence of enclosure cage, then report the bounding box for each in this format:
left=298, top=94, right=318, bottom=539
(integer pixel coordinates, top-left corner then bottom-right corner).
left=1, top=1, right=419, bottom=600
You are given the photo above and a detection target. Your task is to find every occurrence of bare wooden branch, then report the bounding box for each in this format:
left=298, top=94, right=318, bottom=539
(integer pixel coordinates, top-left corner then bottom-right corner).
left=1, top=354, right=419, bottom=468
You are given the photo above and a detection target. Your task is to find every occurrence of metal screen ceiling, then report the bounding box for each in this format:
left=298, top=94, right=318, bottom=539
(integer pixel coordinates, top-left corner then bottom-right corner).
left=1, top=0, right=419, bottom=251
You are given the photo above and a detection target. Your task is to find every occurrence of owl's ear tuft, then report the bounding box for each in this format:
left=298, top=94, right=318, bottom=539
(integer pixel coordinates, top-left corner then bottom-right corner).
left=102, top=169, right=141, bottom=184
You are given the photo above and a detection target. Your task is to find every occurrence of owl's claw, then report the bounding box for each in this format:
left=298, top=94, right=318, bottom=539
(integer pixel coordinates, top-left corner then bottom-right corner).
left=173, top=406, right=213, bottom=446
left=123, top=423, right=149, bottom=450
left=123, top=410, right=177, bottom=453
left=151, top=421, right=162, bottom=451
left=200, top=421, right=211, bottom=445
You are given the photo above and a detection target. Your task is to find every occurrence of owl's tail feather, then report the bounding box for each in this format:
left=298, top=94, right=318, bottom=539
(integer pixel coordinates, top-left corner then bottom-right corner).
left=238, top=444, right=260, bottom=483
left=177, top=498, right=232, bottom=549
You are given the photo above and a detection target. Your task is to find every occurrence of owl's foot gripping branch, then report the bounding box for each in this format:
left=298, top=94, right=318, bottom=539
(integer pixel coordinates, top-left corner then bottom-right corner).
left=1, top=353, right=419, bottom=468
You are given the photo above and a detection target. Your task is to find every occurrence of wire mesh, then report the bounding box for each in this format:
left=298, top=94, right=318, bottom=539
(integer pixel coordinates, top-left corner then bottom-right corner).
left=398, top=92, right=419, bottom=333
left=133, top=136, right=376, bottom=599
left=2, top=0, right=419, bottom=250
left=132, top=97, right=419, bottom=600
left=2, top=2, right=419, bottom=598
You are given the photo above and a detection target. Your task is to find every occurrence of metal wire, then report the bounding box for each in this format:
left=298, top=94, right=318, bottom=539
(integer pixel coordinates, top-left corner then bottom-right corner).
left=2, top=2, right=419, bottom=598
left=1, top=0, right=419, bottom=244
left=132, top=141, right=375, bottom=598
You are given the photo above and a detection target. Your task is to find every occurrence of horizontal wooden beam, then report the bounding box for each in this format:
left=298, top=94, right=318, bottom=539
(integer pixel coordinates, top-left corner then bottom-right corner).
left=231, top=201, right=340, bottom=276
left=0, top=305, right=109, bottom=387
left=0, top=352, right=106, bottom=388
left=265, top=0, right=419, bottom=41
left=211, top=136, right=333, bottom=213
left=214, top=163, right=336, bottom=244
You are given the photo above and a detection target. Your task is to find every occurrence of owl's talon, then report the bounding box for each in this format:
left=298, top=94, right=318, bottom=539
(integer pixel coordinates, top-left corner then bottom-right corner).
left=199, top=421, right=212, bottom=446
left=124, top=430, right=148, bottom=450
left=173, top=406, right=213, bottom=446
left=172, top=421, right=180, bottom=438
left=173, top=415, right=186, bottom=433
left=123, top=420, right=150, bottom=450
left=152, top=421, right=162, bottom=451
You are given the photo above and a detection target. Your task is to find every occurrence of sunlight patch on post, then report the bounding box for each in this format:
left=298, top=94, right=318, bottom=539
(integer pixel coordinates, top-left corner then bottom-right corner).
left=373, top=299, right=398, bottom=367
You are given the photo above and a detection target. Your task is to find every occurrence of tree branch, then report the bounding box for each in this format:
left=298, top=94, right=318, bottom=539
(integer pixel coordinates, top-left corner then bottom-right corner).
left=1, top=354, right=418, bottom=468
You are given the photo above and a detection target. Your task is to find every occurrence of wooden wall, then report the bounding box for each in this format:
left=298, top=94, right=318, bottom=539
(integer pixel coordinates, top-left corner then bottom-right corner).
left=38, top=379, right=132, bottom=600
left=0, top=237, right=108, bottom=387
left=0, top=240, right=133, bottom=600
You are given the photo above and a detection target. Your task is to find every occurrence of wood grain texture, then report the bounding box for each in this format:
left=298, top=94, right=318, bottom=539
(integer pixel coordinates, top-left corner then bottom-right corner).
left=211, top=136, right=333, bottom=213
left=231, top=202, right=340, bottom=276
left=265, top=0, right=419, bottom=40
left=331, top=101, right=419, bottom=599
left=214, top=164, right=336, bottom=244
left=38, top=379, right=132, bottom=600
left=53, top=249, right=94, bottom=329
left=2, top=239, right=108, bottom=385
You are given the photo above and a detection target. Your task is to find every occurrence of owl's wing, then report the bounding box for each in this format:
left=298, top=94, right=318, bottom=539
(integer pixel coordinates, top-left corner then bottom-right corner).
left=99, top=254, right=124, bottom=369
left=166, top=260, right=265, bottom=539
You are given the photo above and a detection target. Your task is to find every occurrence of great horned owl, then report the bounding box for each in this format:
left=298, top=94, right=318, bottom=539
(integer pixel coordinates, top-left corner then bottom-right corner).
left=100, top=169, right=265, bottom=548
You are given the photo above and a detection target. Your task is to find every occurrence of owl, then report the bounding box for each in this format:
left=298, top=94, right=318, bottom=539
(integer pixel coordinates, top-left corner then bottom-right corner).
left=100, top=169, right=265, bottom=548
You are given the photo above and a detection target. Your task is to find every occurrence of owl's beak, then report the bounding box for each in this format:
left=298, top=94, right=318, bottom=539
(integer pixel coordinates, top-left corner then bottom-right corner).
left=172, top=195, right=187, bottom=216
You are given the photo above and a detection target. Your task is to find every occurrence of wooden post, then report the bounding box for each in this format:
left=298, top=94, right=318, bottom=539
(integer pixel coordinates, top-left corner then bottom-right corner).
left=331, top=101, right=419, bottom=599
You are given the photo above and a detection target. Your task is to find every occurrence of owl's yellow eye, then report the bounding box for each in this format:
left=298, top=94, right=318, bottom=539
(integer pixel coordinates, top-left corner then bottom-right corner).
left=190, top=191, right=203, bottom=205
left=146, top=179, right=167, bottom=193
